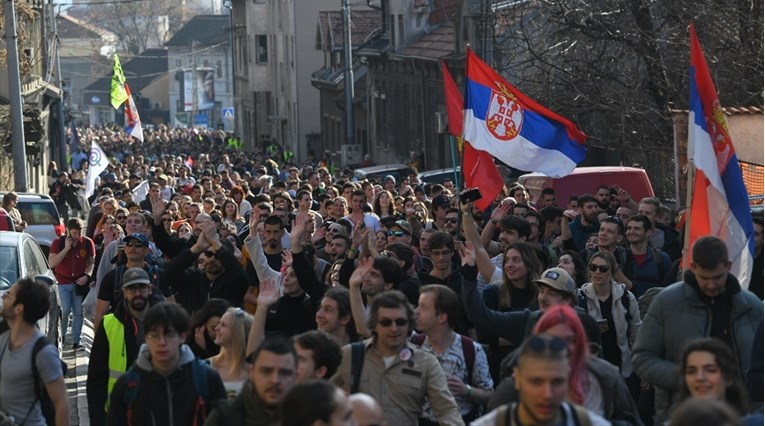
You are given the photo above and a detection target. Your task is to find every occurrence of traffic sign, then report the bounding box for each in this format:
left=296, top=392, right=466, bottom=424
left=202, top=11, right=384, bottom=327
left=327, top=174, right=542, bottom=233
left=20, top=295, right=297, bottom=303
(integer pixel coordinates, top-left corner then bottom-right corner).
left=222, top=107, right=234, bottom=121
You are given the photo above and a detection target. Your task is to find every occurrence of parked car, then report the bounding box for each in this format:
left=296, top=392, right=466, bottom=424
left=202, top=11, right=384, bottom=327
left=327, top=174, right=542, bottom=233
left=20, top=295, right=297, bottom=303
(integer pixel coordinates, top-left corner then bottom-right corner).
left=419, top=164, right=513, bottom=188
left=0, top=192, right=65, bottom=256
left=517, top=166, right=655, bottom=206
left=353, top=163, right=411, bottom=183
left=0, top=231, right=61, bottom=351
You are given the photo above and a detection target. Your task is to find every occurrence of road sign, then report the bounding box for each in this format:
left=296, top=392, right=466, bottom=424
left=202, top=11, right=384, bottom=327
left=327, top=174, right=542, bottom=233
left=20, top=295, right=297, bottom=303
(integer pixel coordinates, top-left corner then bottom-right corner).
left=222, top=107, right=234, bottom=121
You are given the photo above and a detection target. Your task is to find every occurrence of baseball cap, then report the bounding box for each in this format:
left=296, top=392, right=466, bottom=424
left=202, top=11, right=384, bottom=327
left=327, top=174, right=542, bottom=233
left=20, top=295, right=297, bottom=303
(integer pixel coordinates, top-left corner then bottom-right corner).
left=121, top=268, right=150, bottom=288
left=533, top=267, right=575, bottom=295
left=123, top=233, right=150, bottom=247
left=386, top=219, right=412, bottom=235
left=432, top=195, right=451, bottom=209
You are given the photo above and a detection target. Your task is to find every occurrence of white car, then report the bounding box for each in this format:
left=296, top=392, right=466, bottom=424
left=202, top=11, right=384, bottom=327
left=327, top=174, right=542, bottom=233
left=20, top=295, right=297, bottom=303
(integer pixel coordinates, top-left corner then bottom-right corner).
left=0, top=231, right=61, bottom=351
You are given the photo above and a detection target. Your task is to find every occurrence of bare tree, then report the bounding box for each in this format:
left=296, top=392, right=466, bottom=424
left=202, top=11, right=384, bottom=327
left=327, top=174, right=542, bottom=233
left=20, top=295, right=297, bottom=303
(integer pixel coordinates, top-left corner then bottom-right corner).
left=489, top=0, right=763, bottom=150
left=82, top=0, right=194, bottom=56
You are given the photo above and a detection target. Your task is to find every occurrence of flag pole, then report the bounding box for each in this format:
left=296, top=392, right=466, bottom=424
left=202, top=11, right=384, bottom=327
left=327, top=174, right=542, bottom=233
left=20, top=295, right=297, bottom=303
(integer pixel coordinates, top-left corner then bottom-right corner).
left=681, top=158, right=695, bottom=274
left=449, top=134, right=461, bottom=191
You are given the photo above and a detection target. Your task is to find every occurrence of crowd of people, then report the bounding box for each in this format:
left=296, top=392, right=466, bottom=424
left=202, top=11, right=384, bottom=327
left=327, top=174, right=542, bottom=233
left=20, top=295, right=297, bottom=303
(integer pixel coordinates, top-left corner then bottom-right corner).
left=0, top=124, right=762, bottom=426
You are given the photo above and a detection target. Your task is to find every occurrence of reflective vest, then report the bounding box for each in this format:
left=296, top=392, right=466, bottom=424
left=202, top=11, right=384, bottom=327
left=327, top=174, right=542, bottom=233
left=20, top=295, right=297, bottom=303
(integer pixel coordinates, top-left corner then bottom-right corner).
left=103, top=314, right=127, bottom=411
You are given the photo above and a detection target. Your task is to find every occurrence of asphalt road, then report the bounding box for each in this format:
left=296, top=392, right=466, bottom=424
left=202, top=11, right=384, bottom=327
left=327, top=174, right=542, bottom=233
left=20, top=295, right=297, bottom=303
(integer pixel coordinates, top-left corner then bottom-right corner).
left=62, top=315, right=93, bottom=426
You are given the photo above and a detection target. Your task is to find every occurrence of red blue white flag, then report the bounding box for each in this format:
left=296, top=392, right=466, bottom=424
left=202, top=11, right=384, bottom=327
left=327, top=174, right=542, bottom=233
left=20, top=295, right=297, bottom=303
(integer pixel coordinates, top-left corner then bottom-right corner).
left=441, top=61, right=503, bottom=211
left=124, top=83, right=144, bottom=142
left=462, top=49, right=586, bottom=178
left=687, top=23, right=754, bottom=288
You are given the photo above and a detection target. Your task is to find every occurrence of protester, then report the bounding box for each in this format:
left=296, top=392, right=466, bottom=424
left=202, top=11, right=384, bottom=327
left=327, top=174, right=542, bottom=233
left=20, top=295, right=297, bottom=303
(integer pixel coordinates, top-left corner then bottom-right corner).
left=208, top=307, right=254, bottom=398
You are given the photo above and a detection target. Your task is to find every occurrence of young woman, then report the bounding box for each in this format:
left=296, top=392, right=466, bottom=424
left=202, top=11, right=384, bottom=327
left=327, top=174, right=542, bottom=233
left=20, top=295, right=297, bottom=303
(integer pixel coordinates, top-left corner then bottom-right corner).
left=674, top=338, right=762, bottom=425
left=229, top=186, right=252, bottom=217
left=557, top=250, right=587, bottom=287
left=578, top=252, right=641, bottom=390
left=479, top=242, right=542, bottom=312
left=372, top=190, right=395, bottom=219
left=209, top=307, right=254, bottom=398
left=187, top=298, right=231, bottom=358
left=221, top=198, right=246, bottom=233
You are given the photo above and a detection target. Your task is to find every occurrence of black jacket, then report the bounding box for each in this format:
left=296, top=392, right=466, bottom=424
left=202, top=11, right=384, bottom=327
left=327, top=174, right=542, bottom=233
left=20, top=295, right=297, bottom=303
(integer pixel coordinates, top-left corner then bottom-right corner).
left=87, top=301, right=145, bottom=425
left=164, top=246, right=249, bottom=314
left=151, top=222, right=197, bottom=259
left=107, top=344, right=226, bottom=426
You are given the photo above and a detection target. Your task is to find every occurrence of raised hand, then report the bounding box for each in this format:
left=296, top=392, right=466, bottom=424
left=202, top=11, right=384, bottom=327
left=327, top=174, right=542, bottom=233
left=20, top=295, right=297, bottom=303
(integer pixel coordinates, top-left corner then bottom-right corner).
left=491, top=200, right=512, bottom=223
left=349, top=256, right=373, bottom=289
left=281, top=249, right=293, bottom=269
left=257, top=278, right=280, bottom=307
left=152, top=197, right=167, bottom=221
left=457, top=240, right=477, bottom=266
left=292, top=212, right=310, bottom=237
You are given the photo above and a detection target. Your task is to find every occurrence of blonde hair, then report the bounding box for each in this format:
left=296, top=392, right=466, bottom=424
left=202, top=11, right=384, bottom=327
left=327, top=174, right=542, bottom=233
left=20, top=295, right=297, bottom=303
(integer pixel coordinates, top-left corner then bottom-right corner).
left=211, top=308, right=254, bottom=376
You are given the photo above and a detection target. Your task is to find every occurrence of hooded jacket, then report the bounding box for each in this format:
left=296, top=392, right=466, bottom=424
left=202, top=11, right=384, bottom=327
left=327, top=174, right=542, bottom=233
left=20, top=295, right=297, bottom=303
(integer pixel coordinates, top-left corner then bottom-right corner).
left=107, top=344, right=226, bottom=426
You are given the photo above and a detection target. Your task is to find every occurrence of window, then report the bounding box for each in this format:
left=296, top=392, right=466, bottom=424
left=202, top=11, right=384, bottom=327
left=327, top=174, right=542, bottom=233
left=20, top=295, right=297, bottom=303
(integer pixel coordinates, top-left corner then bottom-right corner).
left=256, top=35, right=268, bottom=63
left=216, top=60, right=222, bottom=78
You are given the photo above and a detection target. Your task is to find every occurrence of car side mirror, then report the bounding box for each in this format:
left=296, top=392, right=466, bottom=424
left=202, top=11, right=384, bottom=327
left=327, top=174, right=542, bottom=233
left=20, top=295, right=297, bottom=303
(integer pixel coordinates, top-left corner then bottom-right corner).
left=34, top=275, right=57, bottom=287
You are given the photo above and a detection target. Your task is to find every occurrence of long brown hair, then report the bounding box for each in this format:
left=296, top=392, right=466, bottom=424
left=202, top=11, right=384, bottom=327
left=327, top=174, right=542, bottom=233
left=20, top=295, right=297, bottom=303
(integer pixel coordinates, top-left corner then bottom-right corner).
left=499, top=242, right=541, bottom=309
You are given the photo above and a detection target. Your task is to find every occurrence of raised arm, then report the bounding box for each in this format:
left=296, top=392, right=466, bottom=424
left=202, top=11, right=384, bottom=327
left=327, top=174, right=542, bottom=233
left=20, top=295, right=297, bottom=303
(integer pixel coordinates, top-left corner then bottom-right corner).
left=243, top=213, right=283, bottom=291
left=461, top=201, right=501, bottom=283
left=348, top=256, right=373, bottom=338
left=246, top=278, right=280, bottom=357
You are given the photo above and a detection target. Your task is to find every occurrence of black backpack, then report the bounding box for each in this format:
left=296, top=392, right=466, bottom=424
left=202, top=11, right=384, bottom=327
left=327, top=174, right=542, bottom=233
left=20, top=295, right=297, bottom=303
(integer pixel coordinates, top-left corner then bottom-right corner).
left=30, top=336, right=68, bottom=426
left=111, top=264, right=166, bottom=311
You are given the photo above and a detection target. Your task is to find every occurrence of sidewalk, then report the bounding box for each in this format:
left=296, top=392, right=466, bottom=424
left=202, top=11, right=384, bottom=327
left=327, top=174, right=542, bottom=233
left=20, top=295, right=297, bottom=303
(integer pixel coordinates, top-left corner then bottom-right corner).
left=62, top=316, right=94, bottom=426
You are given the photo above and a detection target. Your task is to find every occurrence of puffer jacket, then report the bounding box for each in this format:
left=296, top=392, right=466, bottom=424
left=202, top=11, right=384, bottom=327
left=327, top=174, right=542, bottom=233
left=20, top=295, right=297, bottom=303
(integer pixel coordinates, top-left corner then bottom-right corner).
left=579, top=281, right=641, bottom=377
left=632, top=270, right=763, bottom=422
left=107, top=344, right=226, bottom=426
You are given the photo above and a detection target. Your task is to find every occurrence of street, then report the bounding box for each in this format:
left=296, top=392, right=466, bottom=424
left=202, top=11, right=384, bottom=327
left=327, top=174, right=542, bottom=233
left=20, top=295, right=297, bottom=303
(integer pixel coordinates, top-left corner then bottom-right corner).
left=63, top=316, right=93, bottom=426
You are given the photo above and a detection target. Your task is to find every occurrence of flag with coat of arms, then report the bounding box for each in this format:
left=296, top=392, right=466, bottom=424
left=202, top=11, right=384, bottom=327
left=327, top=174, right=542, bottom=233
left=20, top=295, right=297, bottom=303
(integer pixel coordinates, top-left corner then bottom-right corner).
left=462, top=48, right=587, bottom=178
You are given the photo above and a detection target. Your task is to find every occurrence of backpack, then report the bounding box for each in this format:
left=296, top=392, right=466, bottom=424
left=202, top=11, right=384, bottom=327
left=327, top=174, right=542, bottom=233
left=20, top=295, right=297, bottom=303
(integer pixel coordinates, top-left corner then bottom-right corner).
left=410, top=333, right=476, bottom=384
left=623, top=247, right=668, bottom=287
left=122, top=358, right=210, bottom=426
left=493, top=402, right=592, bottom=426
left=577, top=286, right=632, bottom=323
left=30, top=336, right=68, bottom=426
left=111, top=264, right=166, bottom=310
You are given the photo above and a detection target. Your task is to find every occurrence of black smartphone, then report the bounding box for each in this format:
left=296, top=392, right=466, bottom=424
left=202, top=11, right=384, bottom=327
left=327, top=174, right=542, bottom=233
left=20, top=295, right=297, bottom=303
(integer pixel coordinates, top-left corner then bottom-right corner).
left=459, top=188, right=482, bottom=203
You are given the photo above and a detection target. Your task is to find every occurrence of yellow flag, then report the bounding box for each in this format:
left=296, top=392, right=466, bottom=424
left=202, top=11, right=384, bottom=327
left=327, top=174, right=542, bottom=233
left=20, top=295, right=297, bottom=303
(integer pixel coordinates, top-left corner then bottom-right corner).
left=111, top=54, right=128, bottom=110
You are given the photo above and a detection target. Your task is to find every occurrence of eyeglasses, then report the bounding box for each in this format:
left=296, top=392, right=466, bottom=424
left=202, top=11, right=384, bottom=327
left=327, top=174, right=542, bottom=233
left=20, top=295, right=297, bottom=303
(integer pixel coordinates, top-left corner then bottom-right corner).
left=381, top=251, right=398, bottom=259
left=146, top=330, right=179, bottom=342
left=124, top=285, right=150, bottom=294
left=124, top=241, right=146, bottom=248
left=444, top=218, right=458, bottom=224
left=116, top=215, right=127, bottom=220
left=386, top=230, right=406, bottom=237
left=378, top=318, right=408, bottom=328
left=203, top=250, right=216, bottom=258
left=525, top=334, right=567, bottom=353
left=588, top=264, right=610, bottom=273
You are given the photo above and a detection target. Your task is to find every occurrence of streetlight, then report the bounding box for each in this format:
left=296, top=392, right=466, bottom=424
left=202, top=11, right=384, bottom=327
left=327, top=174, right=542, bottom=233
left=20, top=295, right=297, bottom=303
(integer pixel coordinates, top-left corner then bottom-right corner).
left=223, top=0, right=235, bottom=133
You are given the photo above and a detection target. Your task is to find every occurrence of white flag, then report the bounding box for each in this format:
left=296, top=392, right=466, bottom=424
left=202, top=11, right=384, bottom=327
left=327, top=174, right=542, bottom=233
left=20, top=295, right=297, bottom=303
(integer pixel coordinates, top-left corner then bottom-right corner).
left=132, top=180, right=149, bottom=204
left=84, top=141, right=109, bottom=198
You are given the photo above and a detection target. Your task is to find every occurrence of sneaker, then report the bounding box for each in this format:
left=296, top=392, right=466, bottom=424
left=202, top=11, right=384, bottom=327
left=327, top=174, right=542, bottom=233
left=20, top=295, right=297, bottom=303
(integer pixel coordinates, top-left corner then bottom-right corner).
left=73, top=343, right=83, bottom=350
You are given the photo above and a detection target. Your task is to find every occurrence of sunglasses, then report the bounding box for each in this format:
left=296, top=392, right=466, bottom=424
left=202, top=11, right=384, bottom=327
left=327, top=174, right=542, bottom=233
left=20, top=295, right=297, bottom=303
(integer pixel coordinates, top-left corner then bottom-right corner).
left=386, top=230, right=406, bottom=237
left=588, top=264, right=610, bottom=273
left=203, top=250, right=217, bottom=258
left=116, top=216, right=127, bottom=220
left=526, top=334, right=567, bottom=353
left=378, top=318, right=408, bottom=328
left=124, top=241, right=146, bottom=248
left=444, top=218, right=458, bottom=224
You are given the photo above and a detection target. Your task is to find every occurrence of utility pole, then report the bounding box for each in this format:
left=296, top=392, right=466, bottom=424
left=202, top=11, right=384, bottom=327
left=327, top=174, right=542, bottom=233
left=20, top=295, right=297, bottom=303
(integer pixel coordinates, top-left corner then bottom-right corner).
left=5, top=0, right=28, bottom=191
left=342, top=0, right=355, bottom=146
left=51, top=2, right=67, bottom=169
left=191, top=41, right=198, bottom=128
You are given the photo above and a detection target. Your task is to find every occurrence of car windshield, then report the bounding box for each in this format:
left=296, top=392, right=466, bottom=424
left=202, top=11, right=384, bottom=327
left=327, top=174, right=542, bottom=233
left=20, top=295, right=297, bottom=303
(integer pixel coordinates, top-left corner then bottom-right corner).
left=17, top=201, right=60, bottom=226
left=0, top=246, right=19, bottom=285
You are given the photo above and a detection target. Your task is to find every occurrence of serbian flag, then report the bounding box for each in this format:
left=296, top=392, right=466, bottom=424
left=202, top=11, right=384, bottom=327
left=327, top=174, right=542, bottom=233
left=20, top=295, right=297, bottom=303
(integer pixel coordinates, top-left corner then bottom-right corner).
left=687, top=23, right=754, bottom=288
left=463, top=49, right=586, bottom=178
left=124, top=83, right=144, bottom=142
left=441, top=61, right=503, bottom=210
